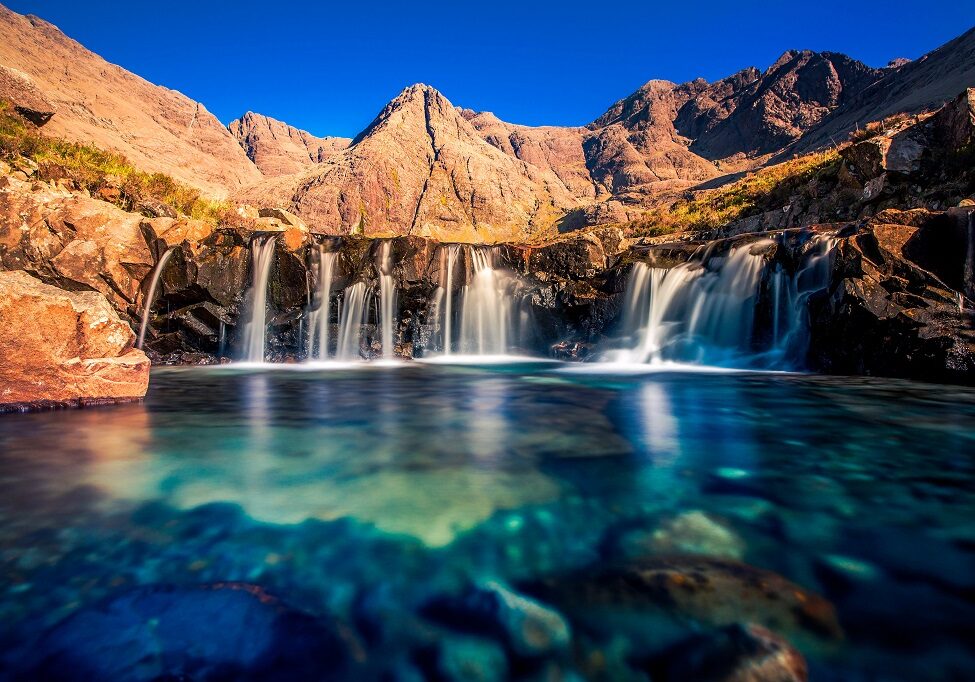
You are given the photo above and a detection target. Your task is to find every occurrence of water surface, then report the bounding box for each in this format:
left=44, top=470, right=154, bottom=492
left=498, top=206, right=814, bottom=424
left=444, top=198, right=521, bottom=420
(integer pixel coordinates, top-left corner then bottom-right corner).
left=1, top=364, right=973, bottom=680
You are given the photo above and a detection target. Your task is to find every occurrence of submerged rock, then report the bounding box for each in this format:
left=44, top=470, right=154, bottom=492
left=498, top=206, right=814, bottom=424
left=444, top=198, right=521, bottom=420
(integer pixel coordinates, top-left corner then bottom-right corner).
left=420, top=580, right=571, bottom=659
left=17, top=583, right=353, bottom=682
left=527, top=555, right=842, bottom=655
left=0, top=270, right=149, bottom=409
left=649, top=510, right=746, bottom=560
left=652, top=623, right=808, bottom=682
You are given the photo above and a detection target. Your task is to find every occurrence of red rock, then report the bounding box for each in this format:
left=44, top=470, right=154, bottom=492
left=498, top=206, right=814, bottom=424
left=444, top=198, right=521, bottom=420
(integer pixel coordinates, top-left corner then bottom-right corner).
left=229, top=112, right=351, bottom=176
left=0, top=270, right=149, bottom=407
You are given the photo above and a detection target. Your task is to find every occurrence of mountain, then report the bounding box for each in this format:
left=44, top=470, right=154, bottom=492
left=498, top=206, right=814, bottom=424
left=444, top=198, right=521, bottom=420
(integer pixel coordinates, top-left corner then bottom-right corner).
left=228, top=112, right=351, bottom=176
left=676, top=51, right=884, bottom=160
left=2, top=0, right=972, bottom=241
left=0, top=5, right=260, bottom=197
left=794, top=26, right=975, bottom=152
left=235, top=85, right=582, bottom=242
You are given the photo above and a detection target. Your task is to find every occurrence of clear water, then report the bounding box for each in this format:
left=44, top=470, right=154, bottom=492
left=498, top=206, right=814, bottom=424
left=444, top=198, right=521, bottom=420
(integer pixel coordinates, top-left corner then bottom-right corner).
left=1, top=365, right=974, bottom=680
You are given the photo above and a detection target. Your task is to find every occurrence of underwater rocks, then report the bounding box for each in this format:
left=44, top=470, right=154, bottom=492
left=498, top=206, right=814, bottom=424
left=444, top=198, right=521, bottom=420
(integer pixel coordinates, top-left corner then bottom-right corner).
left=14, top=583, right=354, bottom=682
left=0, top=270, right=149, bottom=409
left=653, top=623, right=808, bottom=682
left=526, top=555, right=842, bottom=652
left=420, top=580, right=571, bottom=659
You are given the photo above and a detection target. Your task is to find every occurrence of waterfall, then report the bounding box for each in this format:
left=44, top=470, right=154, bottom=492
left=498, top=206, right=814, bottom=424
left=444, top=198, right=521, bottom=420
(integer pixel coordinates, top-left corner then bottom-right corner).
left=378, top=241, right=397, bottom=360
left=434, top=244, right=460, bottom=355
left=308, top=247, right=338, bottom=360
left=136, top=247, right=175, bottom=349
left=242, top=236, right=277, bottom=363
left=767, top=236, right=836, bottom=362
left=609, top=237, right=835, bottom=368
left=429, top=245, right=521, bottom=357
left=336, top=281, right=371, bottom=360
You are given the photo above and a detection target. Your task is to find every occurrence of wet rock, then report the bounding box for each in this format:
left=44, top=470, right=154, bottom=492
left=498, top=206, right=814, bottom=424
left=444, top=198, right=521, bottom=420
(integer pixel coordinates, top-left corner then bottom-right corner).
left=652, top=623, right=808, bottom=682
left=528, top=556, right=842, bottom=653
left=15, top=583, right=353, bottom=681
left=621, top=510, right=745, bottom=559
left=428, top=636, right=508, bottom=682
left=0, top=271, right=149, bottom=408
left=420, top=581, right=571, bottom=658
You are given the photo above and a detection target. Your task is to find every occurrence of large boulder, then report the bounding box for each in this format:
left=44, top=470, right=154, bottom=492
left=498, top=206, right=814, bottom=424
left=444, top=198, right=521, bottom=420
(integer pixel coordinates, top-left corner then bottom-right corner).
left=0, top=270, right=149, bottom=408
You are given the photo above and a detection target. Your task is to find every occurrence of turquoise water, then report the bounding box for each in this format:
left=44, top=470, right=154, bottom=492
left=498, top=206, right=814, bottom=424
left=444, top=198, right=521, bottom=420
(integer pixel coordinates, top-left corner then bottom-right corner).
left=1, top=364, right=974, bottom=680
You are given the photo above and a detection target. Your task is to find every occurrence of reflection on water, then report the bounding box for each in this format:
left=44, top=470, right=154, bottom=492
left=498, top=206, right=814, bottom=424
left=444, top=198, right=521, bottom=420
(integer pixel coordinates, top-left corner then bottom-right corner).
left=0, top=365, right=974, bottom=680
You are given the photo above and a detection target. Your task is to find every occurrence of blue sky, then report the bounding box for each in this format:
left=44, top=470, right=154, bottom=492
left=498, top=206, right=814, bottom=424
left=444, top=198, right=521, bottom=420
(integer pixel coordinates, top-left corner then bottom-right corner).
left=6, top=1, right=974, bottom=138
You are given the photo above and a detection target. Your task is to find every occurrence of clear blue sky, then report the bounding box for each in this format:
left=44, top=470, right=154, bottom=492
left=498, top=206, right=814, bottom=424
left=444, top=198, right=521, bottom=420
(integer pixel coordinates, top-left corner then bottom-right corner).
left=5, top=0, right=974, bottom=138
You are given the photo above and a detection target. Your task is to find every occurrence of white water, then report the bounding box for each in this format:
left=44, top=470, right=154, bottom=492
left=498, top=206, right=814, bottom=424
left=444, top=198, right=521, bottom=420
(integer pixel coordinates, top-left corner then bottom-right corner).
left=136, top=247, right=175, bottom=349
left=378, top=241, right=397, bottom=360
left=458, top=248, right=513, bottom=355
left=336, top=281, right=371, bottom=361
left=431, top=245, right=520, bottom=356
left=610, top=237, right=835, bottom=368
left=242, top=236, right=277, bottom=362
left=309, top=247, right=337, bottom=360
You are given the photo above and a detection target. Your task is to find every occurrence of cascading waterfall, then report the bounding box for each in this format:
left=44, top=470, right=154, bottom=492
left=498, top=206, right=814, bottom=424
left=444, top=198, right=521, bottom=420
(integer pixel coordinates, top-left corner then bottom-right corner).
left=242, top=236, right=277, bottom=362
left=767, top=236, right=836, bottom=362
left=308, top=247, right=337, bottom=360
left=136, top=247, right=176, bottom=349
left=431, top=244, right=517, bottom=356
left=378, top=241, right=398, bottom=360
left=458, top=248, right=512, bottom=355
left=609, top=236, right=836, bottom=368
left=336, top=281, right=371, bottom=361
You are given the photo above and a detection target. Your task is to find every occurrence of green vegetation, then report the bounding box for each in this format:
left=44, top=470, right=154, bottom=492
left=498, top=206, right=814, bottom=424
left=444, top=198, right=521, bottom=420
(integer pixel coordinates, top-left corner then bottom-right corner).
left=622, top=150, right=841, bottom=238
left=0, top=100, right=238, bottom=226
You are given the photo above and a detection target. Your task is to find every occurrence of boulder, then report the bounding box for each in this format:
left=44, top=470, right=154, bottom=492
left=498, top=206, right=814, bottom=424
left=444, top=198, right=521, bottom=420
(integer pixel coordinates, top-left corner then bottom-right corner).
left=0, top=64, right=54, bottom=126
left=0, top=270, right=149, bottom=408
left=16, top=583, right=353, bottom=681
left=654, top=623, right=808, bottom=682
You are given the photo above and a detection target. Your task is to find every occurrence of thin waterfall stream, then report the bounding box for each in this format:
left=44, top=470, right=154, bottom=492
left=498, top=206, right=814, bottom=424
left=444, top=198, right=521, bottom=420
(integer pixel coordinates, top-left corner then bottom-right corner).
left=242, top=236, right=277, bottom=362
left=136, top=247, right=176, bottom=349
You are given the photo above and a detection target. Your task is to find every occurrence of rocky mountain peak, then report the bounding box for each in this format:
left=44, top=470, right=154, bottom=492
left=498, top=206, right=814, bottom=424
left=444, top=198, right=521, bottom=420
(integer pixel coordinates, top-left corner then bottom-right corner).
left=228, top=111, right=350, bottom=177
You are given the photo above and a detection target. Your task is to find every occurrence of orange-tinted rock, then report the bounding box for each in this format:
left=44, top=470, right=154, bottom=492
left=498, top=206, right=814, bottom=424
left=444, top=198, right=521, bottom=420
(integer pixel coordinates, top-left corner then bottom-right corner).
left=229, top=112, right=351, bottom=176
left=0, top=5, right=261, bottom=198
left=0, top=270, right=149, bottom=407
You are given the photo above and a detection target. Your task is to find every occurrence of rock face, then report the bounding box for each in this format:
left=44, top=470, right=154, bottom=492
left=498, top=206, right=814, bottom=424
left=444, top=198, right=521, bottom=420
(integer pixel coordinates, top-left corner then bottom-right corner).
left=236, top=84, right=583, bottom=242
left=0, top=5, right=261, bottom=197
left=229, top=112, right=351, bottom=176
left=677, top=51, right=883, bottom=160
left=0, top=270, right=149, bottom=408
left=795, top=26, right=975, bottom=153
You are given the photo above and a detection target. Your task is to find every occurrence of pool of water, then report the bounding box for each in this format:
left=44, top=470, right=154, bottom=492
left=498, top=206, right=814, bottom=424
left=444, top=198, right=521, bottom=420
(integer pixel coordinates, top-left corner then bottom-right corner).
left=1, top=364, right=974, bottom=680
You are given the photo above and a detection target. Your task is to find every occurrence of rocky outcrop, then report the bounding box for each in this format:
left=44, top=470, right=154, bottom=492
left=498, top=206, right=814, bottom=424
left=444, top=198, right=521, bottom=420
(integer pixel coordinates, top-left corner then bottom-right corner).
left=228, top=112, right=351, bottom=176
left=0, top=63, right=53, bottom=125
left=0, top=270, right=149, bottom=409
left=807, top=209, right=975, bottom=383
left=0, top=5, right=261, bottom=197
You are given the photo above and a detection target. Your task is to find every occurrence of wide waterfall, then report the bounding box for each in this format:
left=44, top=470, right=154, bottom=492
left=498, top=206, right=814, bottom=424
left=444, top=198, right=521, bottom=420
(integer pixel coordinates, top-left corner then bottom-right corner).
left=308, top=246, right=337, bottom=360
left=136, top=246, right=176, bottom=349
left=378, top=241, right=397, bottom=360
left=609, top=236, right=835, bottom=368
left=242, top=236, right=277, bottom=362
left=335, top=281, right=372, bottom=361
left=432, top=245, right=528, bottom=357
